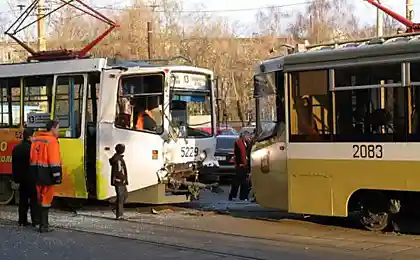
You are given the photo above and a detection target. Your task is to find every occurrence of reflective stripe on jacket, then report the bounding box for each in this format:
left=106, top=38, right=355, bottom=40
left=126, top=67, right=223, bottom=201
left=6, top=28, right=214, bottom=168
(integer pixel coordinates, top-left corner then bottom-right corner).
left=30, top=132, right=63, bottom=186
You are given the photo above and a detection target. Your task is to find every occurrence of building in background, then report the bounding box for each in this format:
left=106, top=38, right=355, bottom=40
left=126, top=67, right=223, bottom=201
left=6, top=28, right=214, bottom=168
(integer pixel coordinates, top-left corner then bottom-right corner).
left=0, top=41, right=25, bottom=63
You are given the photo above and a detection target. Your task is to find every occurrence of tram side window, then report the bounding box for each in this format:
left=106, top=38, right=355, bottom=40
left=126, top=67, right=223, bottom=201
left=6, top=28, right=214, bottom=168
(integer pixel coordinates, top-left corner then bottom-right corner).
left=289, top=70, right=332, bottom=142
left=115, top=74, right=164, bottom=134
left=409, top=62, right=420, bottom=140
left=23, top=76, right=53, bottom=126
left=334, top=64, right=407, bottom=142
left=54, top=75, right=84, bottom=138
left=0, top=78, right=21, bottom=128
left=334, top=64, right=401, bottom=88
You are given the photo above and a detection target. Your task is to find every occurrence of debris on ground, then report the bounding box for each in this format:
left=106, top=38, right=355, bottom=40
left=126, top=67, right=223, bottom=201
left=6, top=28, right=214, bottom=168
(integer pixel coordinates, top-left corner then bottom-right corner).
left=151, top=208, right=174, bottom=215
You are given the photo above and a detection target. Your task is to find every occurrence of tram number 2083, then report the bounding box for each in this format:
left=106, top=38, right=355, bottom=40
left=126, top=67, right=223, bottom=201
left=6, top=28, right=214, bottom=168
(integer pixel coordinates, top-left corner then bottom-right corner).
left=352, top=144, right=383, bottom=159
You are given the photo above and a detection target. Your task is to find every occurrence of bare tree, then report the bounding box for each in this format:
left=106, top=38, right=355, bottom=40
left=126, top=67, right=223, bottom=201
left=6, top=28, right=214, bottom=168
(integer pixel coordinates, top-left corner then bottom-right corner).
left=31, top=0, right=296, bottom=122
left=288, top=0, right=359, bottom=44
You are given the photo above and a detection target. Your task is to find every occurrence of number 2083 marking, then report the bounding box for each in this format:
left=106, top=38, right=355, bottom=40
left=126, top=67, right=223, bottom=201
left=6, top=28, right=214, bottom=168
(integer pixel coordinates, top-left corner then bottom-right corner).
left=352, top=144, right=383, bottom=159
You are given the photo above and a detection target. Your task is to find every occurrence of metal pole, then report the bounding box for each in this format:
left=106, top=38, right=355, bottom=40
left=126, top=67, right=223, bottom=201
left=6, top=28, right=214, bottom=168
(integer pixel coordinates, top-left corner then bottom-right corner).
left=147, top=21, right=152, bottom=59
left=37, top=0, right=46, bottom=51
left=407, top=0, right=413, bottom=21
left=147, top=4, right=158, bottom=60
left=376, top=0, right=383, bottom=37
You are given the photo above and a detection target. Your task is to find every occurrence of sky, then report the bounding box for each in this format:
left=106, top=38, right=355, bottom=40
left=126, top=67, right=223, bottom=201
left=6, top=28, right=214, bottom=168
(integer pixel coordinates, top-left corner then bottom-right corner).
left=105, top=0, right=420, bottom=26
left=180, top=0, right=420, bottom=26
left=1, top=0, right=420, bottom=34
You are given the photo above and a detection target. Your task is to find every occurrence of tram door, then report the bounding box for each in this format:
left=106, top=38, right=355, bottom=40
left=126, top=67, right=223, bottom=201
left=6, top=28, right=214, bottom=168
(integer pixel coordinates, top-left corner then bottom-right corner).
left=85, top=73, right=99, bottom=199
left=52, top=74, right=89, bottom=199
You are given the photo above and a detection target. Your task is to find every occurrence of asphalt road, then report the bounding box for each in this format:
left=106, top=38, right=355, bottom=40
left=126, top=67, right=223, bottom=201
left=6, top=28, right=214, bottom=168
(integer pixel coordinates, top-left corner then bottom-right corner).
left=0, top=212, right=393, bottom=260
left=2, top=186, right=420, bottom=260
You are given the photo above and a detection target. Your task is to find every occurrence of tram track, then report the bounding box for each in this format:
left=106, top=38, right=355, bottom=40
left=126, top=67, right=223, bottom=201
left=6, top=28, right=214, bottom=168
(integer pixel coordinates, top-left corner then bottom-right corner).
left=70, top=206, right=408, bottom=255
left=0, top=204, right=365, bottom=258
left=0, top=205, right=416, bottom=259
left=50, top=224, right=271, bottom=260
left=0, top=216, right=270, bottom=260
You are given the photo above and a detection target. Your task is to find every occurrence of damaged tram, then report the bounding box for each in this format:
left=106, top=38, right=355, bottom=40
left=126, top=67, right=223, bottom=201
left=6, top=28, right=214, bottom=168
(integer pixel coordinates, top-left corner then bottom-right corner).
left=0, top=58, right=218, bottom=204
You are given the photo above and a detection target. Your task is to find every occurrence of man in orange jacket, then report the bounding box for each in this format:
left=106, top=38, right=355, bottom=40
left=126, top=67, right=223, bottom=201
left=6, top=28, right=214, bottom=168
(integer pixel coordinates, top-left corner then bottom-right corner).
left=135, top=106, right=156, bottom=131
left=30, top=120, right=62, bottom=233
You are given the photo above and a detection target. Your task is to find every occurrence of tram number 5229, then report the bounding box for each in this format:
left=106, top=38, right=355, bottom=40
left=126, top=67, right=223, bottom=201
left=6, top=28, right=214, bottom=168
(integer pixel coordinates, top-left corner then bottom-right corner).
left=352, top=144, right=383, bottom=159
left=181, top=147, right=199, bottom=157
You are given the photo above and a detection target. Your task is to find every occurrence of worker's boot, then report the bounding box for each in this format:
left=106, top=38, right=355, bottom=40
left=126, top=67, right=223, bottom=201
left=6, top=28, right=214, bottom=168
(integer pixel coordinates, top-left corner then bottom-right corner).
left=38, top=207, right=53, bottom=233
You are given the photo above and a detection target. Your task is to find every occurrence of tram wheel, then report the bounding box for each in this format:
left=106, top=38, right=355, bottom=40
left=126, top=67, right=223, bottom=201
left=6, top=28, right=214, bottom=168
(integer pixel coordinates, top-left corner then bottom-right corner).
left=358, top=192, right=390, bottom=232
left=0, top=176, right=14, bottom=205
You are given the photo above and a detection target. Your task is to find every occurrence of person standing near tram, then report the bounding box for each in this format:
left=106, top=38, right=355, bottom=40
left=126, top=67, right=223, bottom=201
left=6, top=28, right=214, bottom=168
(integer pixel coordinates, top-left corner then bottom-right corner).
left=30, top=120, right=62, bottom=233
left=12, top=128, right=39, bottom=227
left=229, top=132, right=252, bottom=201
left=109, top=143, right=129, bottom=220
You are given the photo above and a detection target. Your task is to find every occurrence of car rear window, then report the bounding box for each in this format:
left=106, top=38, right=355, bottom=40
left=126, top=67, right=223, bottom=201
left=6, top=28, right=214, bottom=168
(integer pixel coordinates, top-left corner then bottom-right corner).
left=216, top=137, right=236, bottom=150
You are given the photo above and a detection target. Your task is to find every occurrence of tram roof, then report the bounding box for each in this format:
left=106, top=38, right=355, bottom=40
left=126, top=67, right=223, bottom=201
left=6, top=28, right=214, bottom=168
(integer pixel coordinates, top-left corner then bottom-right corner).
left=0, top=57, right=212, bottom=78
left=256, top=35, right=420, bottom=73
left=0, top=58, right=108, bottom=78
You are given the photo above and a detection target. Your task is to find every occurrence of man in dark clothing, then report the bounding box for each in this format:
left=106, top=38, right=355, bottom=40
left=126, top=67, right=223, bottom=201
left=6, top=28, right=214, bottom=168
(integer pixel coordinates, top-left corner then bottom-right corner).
left=12, top=128, right=39, bottom=227
left=229, top=133, right=251, bottom=201
left=109, top=144, right=129, bottom=220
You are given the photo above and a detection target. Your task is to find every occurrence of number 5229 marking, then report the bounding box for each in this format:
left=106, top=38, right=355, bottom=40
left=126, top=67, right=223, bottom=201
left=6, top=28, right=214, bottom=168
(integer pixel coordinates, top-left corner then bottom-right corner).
left=181, top=147, right=199, bottom=157
left=352, top=144, right=383, bottom=159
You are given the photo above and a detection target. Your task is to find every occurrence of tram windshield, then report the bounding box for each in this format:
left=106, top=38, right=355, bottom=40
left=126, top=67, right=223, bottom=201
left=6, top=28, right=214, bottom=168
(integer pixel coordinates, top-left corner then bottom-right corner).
left=254, top=72, right=285, bottom=141
left=170, top=92, right=213, bottom=138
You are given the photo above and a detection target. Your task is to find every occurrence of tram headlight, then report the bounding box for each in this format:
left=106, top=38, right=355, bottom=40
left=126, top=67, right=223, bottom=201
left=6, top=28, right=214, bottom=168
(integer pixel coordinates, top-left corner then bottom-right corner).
left=199, top=151, right=207, bottom=161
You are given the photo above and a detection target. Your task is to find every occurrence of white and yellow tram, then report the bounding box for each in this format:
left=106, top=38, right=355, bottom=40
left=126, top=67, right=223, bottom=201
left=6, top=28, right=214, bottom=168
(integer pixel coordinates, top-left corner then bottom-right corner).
left=251, top=34, right=420, bottom=231
left=0, top=58, right=218, bottom=205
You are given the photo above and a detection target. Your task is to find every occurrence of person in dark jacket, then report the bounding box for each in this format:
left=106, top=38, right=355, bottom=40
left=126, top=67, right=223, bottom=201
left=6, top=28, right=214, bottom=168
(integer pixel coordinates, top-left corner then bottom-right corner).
left=109, top=144, right=129, bottom=219
left=12, top=128, right=39, bottom=227
left=229, top=133, right=251, bottom=201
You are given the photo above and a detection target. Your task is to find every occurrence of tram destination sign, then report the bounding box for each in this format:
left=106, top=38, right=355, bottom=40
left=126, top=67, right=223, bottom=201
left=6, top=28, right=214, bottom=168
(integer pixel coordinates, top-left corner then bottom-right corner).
left=170, top=72, right=208, bottom=91
left=26, top=112, right=69, bottom=128
left=26, top=112, right=51, bottom=128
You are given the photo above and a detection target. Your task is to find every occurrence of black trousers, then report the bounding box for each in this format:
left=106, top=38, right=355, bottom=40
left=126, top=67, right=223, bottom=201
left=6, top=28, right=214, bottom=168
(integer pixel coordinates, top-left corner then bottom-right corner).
left=18, top=182, right=39, bottom=225
left=114, top=185, right=128, bottom=217
left=39, top=207, right=50, bottom=230
left=229, top=167, right=250, bottom=200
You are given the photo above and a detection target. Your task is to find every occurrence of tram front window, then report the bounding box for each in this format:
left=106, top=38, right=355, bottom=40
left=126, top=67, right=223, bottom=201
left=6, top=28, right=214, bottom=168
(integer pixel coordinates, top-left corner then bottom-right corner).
left=170, top=93, right=212, bottom=138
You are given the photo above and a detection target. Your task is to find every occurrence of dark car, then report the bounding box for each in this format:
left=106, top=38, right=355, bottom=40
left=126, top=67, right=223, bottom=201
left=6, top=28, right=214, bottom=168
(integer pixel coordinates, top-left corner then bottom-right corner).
left=215, top=128, right=238, bottom=171
left=199, top=128, right=238, bottom=182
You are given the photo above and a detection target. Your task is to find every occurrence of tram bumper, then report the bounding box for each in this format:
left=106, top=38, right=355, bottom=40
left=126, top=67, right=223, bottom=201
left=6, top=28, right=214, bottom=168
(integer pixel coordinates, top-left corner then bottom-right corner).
left=157, top=161, right=222, bottom=199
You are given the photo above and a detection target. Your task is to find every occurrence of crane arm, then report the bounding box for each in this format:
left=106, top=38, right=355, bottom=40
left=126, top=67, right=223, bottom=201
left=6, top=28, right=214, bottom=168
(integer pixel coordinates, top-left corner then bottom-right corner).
left=364, top=0, right=419, bottom=32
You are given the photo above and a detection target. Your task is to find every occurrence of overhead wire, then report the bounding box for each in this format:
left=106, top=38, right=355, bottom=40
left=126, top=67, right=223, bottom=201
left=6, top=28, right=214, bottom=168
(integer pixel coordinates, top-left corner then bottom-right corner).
left=94, top=1, right=316, bottom=13
left=0, top=0, right=315, bottom=40
left=0, top=1, right=314, bottom=16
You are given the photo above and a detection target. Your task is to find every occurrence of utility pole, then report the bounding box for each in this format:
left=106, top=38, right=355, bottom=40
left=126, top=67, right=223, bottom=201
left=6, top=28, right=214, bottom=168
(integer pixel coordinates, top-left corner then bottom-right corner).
left=147, top=21, right=152, bottom=59
left=376, top=0, right=383, bottom=37
left=406, top=0, right=413, bottom=21
left=147, top=4, right=158, bottom=60
left=37, top=0, right=46, bottom=51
